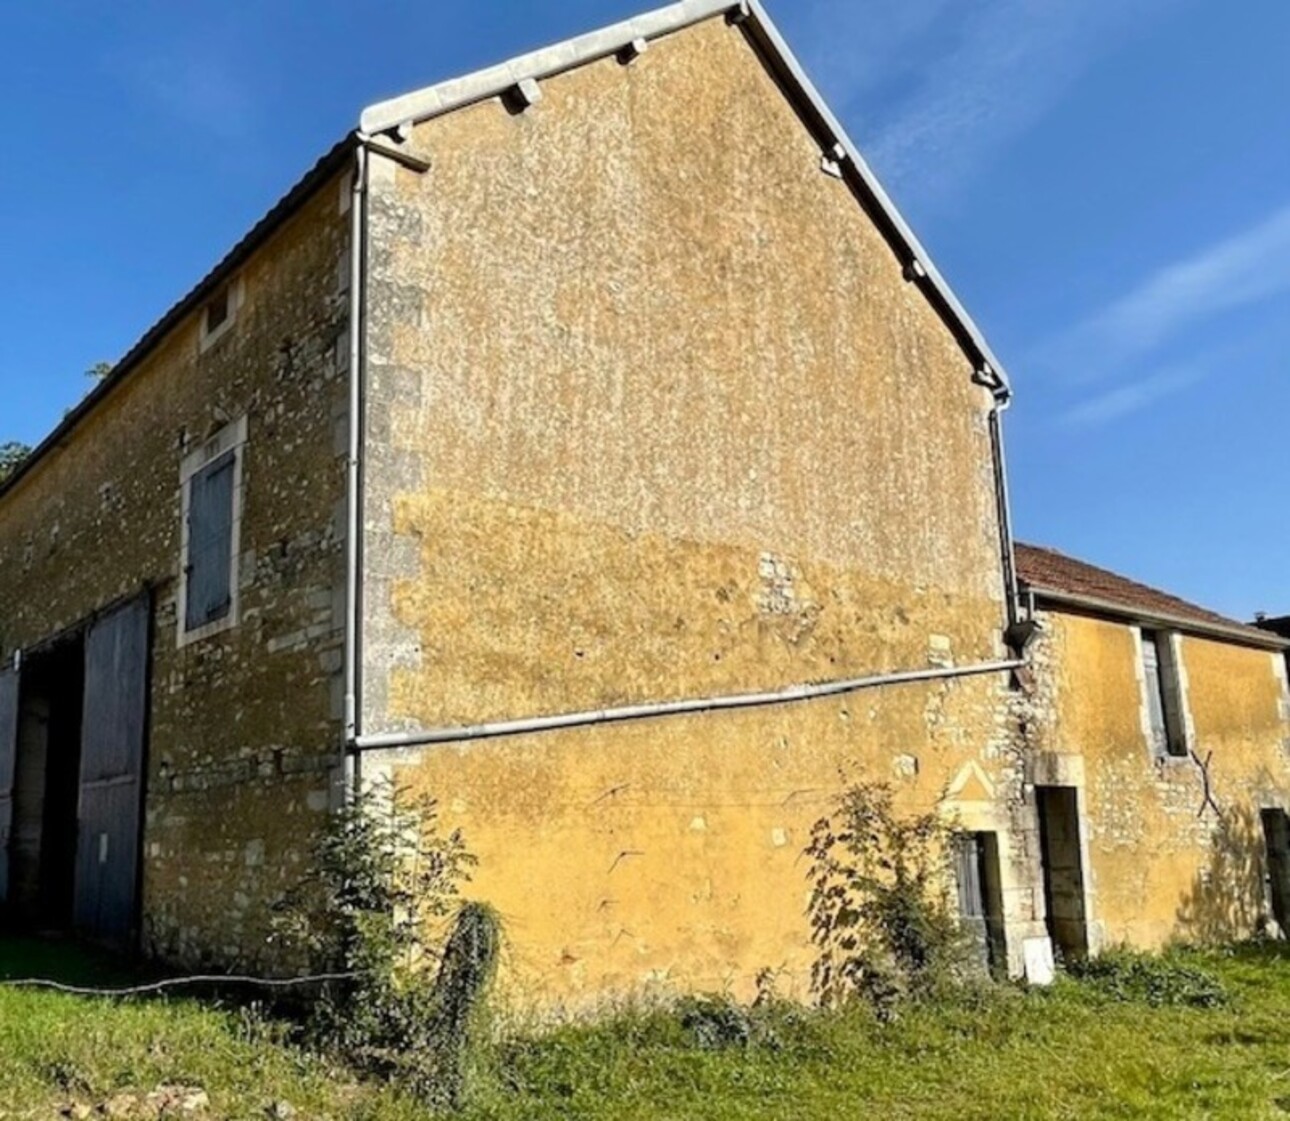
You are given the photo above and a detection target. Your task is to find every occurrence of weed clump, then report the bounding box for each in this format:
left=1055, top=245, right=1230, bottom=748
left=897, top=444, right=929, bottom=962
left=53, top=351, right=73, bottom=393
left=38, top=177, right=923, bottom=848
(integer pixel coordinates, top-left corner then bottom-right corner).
left=1067, top=948, right=1229, bottom=1009
left=271, top=780, right=499, bottom=1106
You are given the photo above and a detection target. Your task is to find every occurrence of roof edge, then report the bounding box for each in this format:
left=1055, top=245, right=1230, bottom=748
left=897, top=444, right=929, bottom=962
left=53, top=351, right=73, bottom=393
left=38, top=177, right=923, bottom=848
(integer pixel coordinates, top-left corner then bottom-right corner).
left=741, top=0, right=1010, bottom=397
left=358, top=0, right=1011, bottom=397
left=359, top=0, right=738, bottom=135
left=0, top=134, right=358, bottom=504
left=1026, top=585, right=1289, bottom=652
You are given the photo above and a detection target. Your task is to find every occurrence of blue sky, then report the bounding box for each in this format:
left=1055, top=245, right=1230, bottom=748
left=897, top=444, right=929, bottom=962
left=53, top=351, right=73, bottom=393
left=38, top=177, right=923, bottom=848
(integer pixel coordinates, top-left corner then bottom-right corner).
left=1, top=0, right=1286, bottom=620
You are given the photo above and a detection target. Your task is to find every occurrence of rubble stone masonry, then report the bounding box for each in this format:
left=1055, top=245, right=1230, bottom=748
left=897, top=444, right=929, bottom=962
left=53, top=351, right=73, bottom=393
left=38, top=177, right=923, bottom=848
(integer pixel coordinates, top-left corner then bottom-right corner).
left=0, top=176, right=351, bottom=967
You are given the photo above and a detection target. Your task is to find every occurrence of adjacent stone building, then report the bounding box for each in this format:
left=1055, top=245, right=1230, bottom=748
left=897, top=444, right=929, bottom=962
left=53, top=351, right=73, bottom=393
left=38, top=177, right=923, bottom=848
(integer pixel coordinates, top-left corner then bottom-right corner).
left=1015, top=545, right=1290, bottom=955
left=0, top=0, right=1287, bottom=1007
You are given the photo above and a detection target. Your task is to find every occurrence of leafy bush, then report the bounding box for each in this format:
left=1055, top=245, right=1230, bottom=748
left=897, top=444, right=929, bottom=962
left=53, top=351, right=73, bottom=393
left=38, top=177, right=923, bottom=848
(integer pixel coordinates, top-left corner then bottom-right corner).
left=806, top=782, right=971, bottom=1016
left=1067, top=948, right=1229, bottom=1008
left=271, top=779, right=498, bottom=1105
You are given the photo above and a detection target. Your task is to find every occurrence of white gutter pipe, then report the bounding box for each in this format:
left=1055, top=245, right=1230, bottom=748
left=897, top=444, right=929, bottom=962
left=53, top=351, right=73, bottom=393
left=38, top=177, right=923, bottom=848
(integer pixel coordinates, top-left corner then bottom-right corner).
left=986, top=384, right=1022, bottom=635
left=342, top=141, right=369, bottom=792
left=352, top=659, right=1023, bottom=753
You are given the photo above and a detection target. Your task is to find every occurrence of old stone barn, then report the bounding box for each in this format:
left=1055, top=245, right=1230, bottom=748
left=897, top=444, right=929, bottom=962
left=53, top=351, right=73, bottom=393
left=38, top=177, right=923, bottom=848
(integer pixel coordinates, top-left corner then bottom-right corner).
left=1, top=0, right=1288, bottom=1007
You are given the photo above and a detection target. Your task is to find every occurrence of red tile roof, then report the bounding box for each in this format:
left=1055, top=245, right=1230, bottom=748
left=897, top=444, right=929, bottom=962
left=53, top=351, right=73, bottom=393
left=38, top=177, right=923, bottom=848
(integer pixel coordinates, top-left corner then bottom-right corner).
left=1015, top=543, right=1278, bottom=645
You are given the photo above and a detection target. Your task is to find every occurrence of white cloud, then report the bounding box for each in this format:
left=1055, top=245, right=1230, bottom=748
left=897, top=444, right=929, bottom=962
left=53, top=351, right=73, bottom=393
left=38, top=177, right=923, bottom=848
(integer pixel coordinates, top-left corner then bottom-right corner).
left=1054, top=203, right=1290, bottom=379
left=790, top=0, right=1184, bottom=207
left=1038, top=202, right=1290, bottom=426
left=1060, top=365, right=1205, bottom=427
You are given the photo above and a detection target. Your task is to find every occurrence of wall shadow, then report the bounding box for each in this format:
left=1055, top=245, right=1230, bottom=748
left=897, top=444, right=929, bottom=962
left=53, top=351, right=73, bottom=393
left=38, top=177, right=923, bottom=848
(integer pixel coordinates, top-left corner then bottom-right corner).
left=1175, top=806, right=1270, bottom=945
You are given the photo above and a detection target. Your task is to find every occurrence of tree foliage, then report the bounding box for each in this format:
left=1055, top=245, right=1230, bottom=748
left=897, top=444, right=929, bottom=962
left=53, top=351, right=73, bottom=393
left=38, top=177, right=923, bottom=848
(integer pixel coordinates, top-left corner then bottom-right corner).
left=0, top=442, right=31, bottom=483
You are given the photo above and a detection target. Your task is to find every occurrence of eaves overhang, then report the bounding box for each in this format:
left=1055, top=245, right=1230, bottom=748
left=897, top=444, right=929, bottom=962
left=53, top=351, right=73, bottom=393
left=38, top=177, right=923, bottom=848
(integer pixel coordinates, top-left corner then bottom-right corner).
left=358, top=0, right=1012, bottom=401
left=1025, top=584, right=1290, bottom=653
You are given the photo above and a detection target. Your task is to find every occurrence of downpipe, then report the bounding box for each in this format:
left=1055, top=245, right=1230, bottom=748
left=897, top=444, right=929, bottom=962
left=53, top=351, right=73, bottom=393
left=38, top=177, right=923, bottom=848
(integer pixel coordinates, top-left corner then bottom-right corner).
left=342, top=140, right=369, bottom=796
left=978, top=372, right=1024, bottom=643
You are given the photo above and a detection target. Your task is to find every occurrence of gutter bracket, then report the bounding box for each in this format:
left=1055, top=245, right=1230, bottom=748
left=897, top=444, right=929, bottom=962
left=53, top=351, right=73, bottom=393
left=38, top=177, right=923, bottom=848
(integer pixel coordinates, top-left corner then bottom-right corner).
left=618, top=38, right=650, bottom=64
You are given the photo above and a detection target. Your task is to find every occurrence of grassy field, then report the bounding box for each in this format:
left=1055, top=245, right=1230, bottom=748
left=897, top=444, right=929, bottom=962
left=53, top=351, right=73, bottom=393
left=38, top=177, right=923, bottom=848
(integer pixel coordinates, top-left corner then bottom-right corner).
left=2, top=939, right=1290, bottom=1120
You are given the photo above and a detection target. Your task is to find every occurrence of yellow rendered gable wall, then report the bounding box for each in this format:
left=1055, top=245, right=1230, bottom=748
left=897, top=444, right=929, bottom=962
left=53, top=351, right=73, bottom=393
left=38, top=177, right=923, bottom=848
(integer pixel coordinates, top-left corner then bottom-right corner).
left=1035, top=610, right=1290, bottom=950
left=359, top=17, right=1025, bottom=1007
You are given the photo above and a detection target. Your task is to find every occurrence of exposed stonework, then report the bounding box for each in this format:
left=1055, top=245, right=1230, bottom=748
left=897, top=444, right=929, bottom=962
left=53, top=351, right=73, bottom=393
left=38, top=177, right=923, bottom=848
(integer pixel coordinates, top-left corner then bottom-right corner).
left=0, top=176, right=352, bottom=967
left=2, top=1, right=1286, bottom=1014
left=1020, top=609, right=1290, bottom=950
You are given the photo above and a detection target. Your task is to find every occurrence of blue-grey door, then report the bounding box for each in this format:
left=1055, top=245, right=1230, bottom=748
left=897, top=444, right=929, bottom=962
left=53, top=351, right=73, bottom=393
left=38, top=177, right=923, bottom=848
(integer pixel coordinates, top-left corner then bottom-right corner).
left=74, top=596, right=150, bottom=942
left=0, top=667, right=18, bottom=905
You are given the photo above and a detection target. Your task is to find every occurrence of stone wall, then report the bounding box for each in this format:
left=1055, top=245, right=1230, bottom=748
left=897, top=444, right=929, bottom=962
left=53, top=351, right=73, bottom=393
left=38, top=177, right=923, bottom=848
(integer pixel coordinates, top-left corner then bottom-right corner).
left=0, top=172, right=352, bottom=966
left=1029, top=608, right=1290, bottom=949
left=359, top=16, right=1020, bottom=1008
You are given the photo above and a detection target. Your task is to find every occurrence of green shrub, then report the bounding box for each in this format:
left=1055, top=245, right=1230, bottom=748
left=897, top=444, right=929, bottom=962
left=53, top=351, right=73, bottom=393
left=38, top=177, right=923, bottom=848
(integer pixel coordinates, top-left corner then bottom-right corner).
left=1067, top=948, right=1229, bottom=1009
left=271, top=779, right=498, bottom=1105
left=805, top=782, right=972, bottom=1017
left=678, top=996, right=755, bottom=1050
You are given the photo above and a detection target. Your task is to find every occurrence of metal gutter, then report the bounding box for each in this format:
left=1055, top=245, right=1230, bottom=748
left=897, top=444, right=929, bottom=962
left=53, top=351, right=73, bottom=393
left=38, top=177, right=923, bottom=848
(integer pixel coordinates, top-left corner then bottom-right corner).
left=352, top=659, right=1023, bottom=753
left=342, top=144, right=369, bottom=782
left=1025, top=586, right=1290, bottom=652
left=0, top=136, right=358, bottom=504
left=359, top=0, right=738, bottom=134
left=739, top=0, right=1010, bottom=399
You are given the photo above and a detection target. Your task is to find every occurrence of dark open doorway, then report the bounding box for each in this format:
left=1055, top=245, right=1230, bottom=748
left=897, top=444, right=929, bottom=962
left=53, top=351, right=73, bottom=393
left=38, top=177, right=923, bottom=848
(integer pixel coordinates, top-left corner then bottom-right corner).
left=9, top=635, right=85, bottom=930
left=955, top=831, right=1007, bottom=978
left=1261, top=808, right=1290, bottom=937
left=1036, top=786, right=1090, bottom=961
left=2, top=595, right=150, bottom=948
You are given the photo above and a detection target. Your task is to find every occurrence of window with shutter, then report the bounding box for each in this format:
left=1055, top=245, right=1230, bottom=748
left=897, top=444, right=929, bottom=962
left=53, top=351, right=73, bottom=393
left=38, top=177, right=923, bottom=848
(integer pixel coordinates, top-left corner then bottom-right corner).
left=178, top=417, right=246, bottom=645
left=185, top=451, right=235, bottom=631
left=1141, top=630, right=1188, bottom=759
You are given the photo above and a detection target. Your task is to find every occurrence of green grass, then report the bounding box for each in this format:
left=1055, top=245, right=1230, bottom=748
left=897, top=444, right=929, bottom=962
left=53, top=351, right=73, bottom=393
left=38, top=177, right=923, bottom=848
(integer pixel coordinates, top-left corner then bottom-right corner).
left=2, top=940, right=1290, bottom=1119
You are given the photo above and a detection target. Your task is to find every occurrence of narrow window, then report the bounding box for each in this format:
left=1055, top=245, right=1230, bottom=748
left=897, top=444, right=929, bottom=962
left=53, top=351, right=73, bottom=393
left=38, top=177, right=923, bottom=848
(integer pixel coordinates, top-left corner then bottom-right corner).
left=204, top=288, right=230, bottom=334
left=178, top=416, right=246, bottom=645
left=1141, top=630, right=1188, bottom=758
left=198, top=278, right=241, bottom=352
left=185, top=452, right=235, bottom=631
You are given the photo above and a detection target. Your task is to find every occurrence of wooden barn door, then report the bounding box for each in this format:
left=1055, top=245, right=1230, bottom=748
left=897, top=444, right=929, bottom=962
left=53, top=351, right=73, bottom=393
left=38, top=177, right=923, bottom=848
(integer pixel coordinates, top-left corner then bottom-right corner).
left=0, top=667, right=18, bottom=905
left=74, top=596, right=150, bottom=943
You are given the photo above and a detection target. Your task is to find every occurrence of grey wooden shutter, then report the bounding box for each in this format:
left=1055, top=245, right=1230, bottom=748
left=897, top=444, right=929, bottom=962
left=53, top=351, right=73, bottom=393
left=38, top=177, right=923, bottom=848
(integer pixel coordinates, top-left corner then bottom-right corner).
left=955, top=833, right=990, bottom=972
left=185, top=451, right=236, bottom=631
left=0, top=667, right=18, bottom=904
left=1141, top=633, right=1169, bottom=756
left=74, top=596, right=150, bottom=942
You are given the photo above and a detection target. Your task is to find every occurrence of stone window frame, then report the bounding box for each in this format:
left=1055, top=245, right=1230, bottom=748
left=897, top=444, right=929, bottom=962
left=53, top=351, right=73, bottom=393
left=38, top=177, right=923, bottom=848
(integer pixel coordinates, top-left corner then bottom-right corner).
left=1131, top=626, right=1195, bottom=765
left=1273, top=653, right=1290, bottom=754
left=198, top=276, right=245, bottom=354
left=177, top=416, right=248, bottom=648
